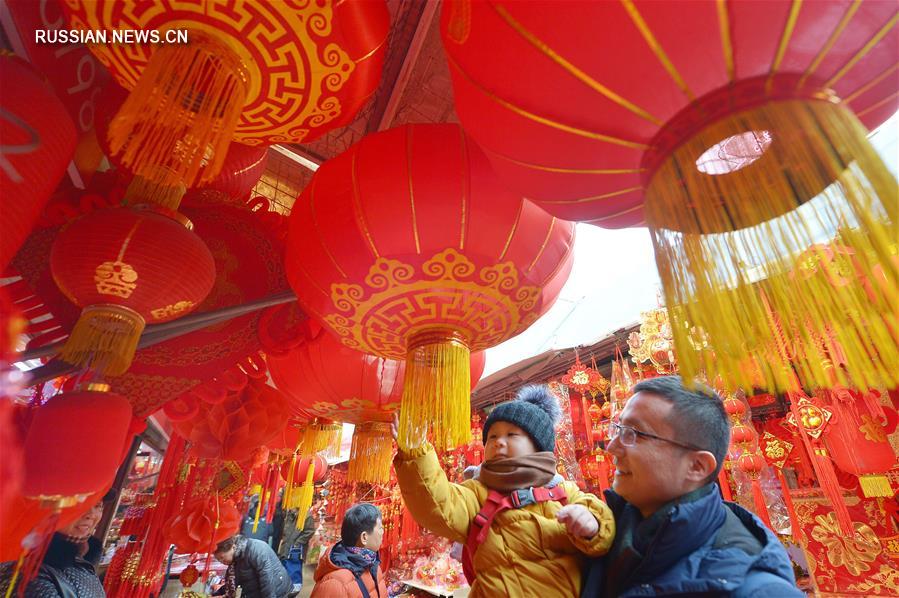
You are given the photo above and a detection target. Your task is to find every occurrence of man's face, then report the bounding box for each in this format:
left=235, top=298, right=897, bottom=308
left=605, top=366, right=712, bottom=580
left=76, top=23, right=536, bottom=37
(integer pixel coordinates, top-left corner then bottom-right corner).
left=214, top=547, right=235, bottom=565
left=360, top=517, right=384, bottom=551
left=607, top=392, right=694, bottom=517
left=484, top=421, right=537, bottom=460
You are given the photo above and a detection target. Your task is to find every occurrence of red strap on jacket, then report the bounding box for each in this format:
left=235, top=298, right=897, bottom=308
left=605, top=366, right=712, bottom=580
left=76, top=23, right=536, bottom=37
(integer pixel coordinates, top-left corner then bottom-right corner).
left=461, top=485, right=569, bottom=584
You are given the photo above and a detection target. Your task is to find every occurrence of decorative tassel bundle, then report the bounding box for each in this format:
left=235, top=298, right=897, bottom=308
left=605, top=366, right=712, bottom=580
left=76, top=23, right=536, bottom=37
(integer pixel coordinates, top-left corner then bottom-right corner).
left=124, top=175, right=187, bottom=211
left=399, top=330, right=471, bottom=451
left=348, top=422, right=393, bottom=484
left=300, top=420, right=341, bottom=458
left=108, top=30, right=249, bottom=191
left=59, top=304, right=145, bottom=376
left=644, top=77, right=897, bottom=394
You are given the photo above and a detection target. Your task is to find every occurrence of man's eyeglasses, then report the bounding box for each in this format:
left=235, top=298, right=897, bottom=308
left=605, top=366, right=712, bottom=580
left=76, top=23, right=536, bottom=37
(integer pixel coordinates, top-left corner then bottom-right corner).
left=608, top=422, right=703, bottom=451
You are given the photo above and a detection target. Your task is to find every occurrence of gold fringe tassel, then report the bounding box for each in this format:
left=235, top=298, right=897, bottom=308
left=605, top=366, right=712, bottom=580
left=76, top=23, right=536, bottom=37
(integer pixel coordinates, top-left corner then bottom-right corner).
left=289, top=464, right=316, bottom=518
left=59, top=304, right=145, bottom=376
left=299, top=421, right=341, bottom=458
left=347, top=422, right=393, bottom=484
left=399, top=330, right=471, bottom=452
left=645, top=95, right=898, bottom=392
left=858, top=474, right=893, bottom=498
left=108, top=30, right=248, bottom=190
left=124, top=174, right=187, bottom=212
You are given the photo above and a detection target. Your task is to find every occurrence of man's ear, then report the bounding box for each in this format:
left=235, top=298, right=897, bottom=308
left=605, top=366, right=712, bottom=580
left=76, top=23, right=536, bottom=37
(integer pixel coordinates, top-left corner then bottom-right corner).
left=686, top=450, right=718, bottom=483
left=359, top=530, right=368, bottom=547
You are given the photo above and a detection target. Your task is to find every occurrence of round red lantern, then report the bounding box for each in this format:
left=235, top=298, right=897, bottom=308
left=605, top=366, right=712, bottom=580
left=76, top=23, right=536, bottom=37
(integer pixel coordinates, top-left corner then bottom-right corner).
left=286, top=123, right=575, bottom=449
left=268, top=322, right=486, bottom=424
left=0, top=54, right=76, bottom=270
left=188, top=142, right=269, bottom=205
left=64, top=1, right=389, bottom=190
left=23, top=388, right=133, bottom=504
left=50, top=206, right=216, bottom=375
left=730, top=422, right=757, bottom=450
left=164, top=497, right=241, bottom=554
left=441, top=0, right=899, bottom=394
left=281, top=455, right=328, bottom=485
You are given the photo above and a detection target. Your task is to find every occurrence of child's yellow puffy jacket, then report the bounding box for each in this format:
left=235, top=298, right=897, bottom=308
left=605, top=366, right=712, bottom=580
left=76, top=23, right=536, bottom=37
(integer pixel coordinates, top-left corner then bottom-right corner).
left=395, top=445, right=615, bottom=597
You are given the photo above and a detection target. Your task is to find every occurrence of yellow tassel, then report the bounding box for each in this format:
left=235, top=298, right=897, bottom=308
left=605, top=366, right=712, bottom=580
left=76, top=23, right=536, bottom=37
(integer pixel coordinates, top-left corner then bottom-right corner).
left=399, top=330, right=471, bottom=451
left=347, top=422, right=393, bottom=484
left=251, top=488, right=264, bottom=534
left=124, top=174, right=187, bottom=211
left=108, top=30, right=248, bottom=190
left=292, top=464, right=316, bottom=521
left=858, top=474, right=893, bottom=498
left=59, top=304, right=145, bottom=376
left=644, top=86, right=898, bottom=393
left=299, top=420, right=341, bottom=458
left=282, top=455, right=297, bottom=510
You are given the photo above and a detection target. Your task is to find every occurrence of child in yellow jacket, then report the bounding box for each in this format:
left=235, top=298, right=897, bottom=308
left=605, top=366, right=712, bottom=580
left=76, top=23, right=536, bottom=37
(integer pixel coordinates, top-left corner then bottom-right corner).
left=393, top=385, right=615, bottom=597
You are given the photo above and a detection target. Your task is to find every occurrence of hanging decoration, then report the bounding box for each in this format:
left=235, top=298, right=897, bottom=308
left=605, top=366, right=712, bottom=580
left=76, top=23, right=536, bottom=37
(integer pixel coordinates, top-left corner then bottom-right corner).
left=63, top=1, right=389, bottom=193
left=561, top=352, right=604, bottom=396
left=0, top=53, right=76, bottom=271
left=441, top=0, right=898, bottom=394
left=608, top=347, right=635, bottom=415
left=164, top=495, right=241, bottom=555
left=627, top=307, right=677, bottom=376
left=348, top=422, right=394, bottom=485
left=760, top=430, right=804, bottom=543
left=49, top=206, right=216, bottom=376
left=286, top=123, right=574, bottom=450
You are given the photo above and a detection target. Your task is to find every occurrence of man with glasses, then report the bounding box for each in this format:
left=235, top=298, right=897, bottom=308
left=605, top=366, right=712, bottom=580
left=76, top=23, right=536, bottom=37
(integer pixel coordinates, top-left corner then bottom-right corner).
left=581, top=376, right=802, bottom=597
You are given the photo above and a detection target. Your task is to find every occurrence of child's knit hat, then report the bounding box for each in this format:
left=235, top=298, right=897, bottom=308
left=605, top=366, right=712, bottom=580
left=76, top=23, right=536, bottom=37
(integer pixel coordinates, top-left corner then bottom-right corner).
left=482, top=385, right=560, bottom=453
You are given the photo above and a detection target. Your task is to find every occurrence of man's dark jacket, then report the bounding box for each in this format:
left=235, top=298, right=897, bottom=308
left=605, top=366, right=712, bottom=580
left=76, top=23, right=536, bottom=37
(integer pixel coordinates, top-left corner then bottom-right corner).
left=581, top=485, right=804, bottom=597
left=232, top=535, right=292, bottom=598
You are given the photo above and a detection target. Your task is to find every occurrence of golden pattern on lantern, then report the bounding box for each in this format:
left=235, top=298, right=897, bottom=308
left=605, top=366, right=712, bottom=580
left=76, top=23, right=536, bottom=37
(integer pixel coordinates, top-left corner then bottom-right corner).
left=810, top=512, right=883, bottom=577
left=325, top=248, right=541, bottom=359
left=94, top=260, right=138, bottom=298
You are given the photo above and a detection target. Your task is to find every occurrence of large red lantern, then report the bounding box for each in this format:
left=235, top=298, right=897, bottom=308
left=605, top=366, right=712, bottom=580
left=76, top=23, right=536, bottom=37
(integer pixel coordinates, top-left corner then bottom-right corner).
left=286, top=123, right=574, bottom=449
left=64, top=1, right=389, bottom=191
left=268, top=322, right=486, bottom=424
left=441, top=1, right=898, bottom=394
left=23, top=388, right=133, bottom=504
left=49, top=206, right=216, bottom=375
left=0, top=54, right=76, bottom=270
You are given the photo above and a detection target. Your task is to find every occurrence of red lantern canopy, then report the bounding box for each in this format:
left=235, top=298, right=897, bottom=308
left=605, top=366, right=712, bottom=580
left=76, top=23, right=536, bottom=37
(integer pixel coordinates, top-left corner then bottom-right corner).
left=441, top=0, right=898, bottom=394
left=49, top=206, right=216, bottom=375
left=63, top=1, right=389, bottom=191
left=23, top=388, right=133, bottom=505
left=286, top=123, right=574, bottom=449
left=164, top=497, right=241, bottom=555
left=0, top=54, right=76, bottom=270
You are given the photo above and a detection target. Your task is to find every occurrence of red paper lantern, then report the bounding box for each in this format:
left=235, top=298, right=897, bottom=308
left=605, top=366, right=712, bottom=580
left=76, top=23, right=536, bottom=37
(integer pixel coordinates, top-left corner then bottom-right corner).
left=268, top=322, right=486, bottom=424
left=730, top=422, right=757, bottom=449
left=0, top=54, right=76, bottom=270
left=441, top=1, right=898, bottom=394
left=280, top=455, right=328, bottom=485
left=49, top=206, right=215, bottom=375
left=23, top=388, right=133, bottom=503
left=188, top=142, right=269, bottom=205
left=170, top=374, right=291, bottom=462
left=286, top=123, right=574, bottom=449
left=64, top=0, right=389, bottom=190
left=164, top=497, right=241, bottom=555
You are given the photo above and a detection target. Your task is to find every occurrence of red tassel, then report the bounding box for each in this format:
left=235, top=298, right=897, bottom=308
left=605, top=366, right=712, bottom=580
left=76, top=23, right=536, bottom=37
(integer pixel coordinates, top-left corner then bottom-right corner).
left=775, top=469, right=805, bottom=543
left=749, top=479, right=773, bottom=530
left=718, top=468, right=733, bottom=501
left=6, top=510, right=61, bottom=597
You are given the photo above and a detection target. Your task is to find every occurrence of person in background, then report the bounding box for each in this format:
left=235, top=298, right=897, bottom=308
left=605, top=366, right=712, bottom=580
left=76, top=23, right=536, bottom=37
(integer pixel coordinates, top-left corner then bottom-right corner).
left=241, top=495, right=276, bottom=546
left=392, top=385, right=614, bottom=597
left=277, top=507, right=316, bottom=595
left=0, top=495, right=109, bottom=597
left=213, top=534, right=292, bottom=598
left=581, top=376, right=803, bottom=597
left=311, top=503, right=387, bottom=598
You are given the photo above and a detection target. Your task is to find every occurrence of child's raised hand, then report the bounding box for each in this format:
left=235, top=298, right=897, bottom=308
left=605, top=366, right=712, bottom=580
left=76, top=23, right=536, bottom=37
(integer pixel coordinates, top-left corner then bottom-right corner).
left=556, top=504, right=600, bottom=539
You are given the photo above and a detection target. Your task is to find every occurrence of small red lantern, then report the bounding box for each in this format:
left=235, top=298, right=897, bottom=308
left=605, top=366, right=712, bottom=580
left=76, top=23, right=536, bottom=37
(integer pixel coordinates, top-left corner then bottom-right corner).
left=0, top=54, right=77, bottom=270
left=730, top=423, right=756, bottom=449
left=281, top=455, right=328, bottom=485
left=23, top=388, right=133, bottom=505
left=50, top=206, right=216, bottom=375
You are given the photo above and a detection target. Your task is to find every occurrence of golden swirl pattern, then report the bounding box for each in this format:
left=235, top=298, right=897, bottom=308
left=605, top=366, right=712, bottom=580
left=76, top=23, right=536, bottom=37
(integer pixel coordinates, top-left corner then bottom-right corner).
left=324, top=248, right=542, bottom=359
left=810, top=512, right=882, bottom=576
left=64, top=0, right=363, bottom=143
